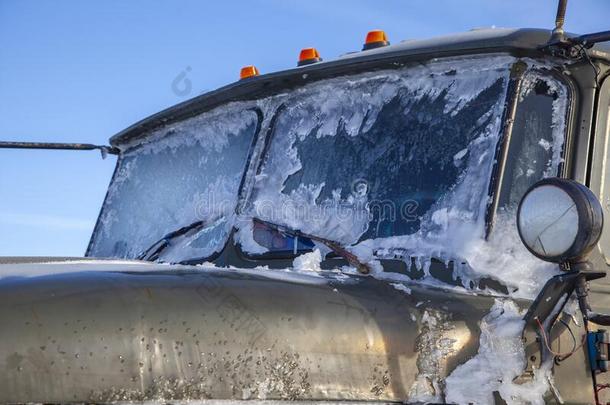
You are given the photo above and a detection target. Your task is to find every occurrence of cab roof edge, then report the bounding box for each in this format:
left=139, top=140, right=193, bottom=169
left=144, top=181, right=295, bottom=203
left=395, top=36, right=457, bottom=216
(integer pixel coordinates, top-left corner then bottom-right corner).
left=109, top=28, right=610, bottom=148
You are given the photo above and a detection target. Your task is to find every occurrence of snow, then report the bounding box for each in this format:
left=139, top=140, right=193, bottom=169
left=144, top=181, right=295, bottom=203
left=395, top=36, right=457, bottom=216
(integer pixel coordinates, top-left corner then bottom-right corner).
left=346, top=61, right=568, bottom=300
left=408, top=309, right=460, bottom=403
left=453, top=147, right=469, bottom=162
left=119, top=102, right=257, bottom=154
left=239, top=55, right=515, bottom=252
left=445, top=299, right=551, bottom=405
left=292, top=249, right=322, bottom=272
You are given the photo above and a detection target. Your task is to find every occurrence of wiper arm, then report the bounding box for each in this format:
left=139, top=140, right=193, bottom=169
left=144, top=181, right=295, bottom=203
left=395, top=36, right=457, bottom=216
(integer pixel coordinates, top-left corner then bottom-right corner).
left=137, top=219, right=209, bottom=262
left=252, top=217, right=371, bottom=274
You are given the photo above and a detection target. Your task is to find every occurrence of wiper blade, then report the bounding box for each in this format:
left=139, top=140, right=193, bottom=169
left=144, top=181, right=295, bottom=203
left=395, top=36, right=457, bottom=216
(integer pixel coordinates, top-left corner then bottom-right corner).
left=137, top=219, right=209, bottom=262
left=252, top=217, right=371, bottom=274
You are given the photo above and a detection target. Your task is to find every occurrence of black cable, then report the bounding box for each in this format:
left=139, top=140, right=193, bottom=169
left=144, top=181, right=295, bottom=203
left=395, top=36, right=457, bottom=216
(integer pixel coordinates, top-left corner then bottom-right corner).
left=577, top=44, right=601, bottom=86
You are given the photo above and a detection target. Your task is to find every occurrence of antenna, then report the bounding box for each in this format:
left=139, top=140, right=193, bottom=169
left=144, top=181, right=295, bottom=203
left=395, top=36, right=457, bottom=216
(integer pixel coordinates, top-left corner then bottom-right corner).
left=551, top=0, right=568, bottom=43
left=543, top=0, right=610, bottom=53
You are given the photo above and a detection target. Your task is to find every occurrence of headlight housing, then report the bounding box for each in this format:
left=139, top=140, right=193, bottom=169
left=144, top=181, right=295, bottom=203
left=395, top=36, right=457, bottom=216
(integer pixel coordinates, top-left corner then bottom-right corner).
left=517, top=178, right=603, bottom=263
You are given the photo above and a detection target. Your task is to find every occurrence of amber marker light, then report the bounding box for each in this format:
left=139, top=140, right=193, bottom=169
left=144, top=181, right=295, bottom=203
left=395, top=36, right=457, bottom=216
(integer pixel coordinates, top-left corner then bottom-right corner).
left=363, top=30, right=390, bottom=50
left=297, top=48, right=322, bottom=66
left=239, top=65, right=260, bottom=80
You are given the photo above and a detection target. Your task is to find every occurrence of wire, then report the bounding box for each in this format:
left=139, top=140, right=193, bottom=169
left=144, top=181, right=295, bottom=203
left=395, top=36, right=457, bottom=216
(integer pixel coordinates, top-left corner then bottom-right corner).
left=576, top=43, right=601, bottom=86
left=536, top=317, right=586, bottom=361
left=596, top=384, right=610, bottom=393
left=559, top=318, right=578, bottom=353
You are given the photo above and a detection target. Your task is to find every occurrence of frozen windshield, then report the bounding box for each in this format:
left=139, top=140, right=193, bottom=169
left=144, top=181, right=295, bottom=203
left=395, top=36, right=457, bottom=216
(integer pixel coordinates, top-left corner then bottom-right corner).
left=88, top=105, right=258, bottom=259
left=497, top=72, right=568, bottom=210
left=238, top=57, right=513, bottom=254
left=88, top=56, right=568, bottom=278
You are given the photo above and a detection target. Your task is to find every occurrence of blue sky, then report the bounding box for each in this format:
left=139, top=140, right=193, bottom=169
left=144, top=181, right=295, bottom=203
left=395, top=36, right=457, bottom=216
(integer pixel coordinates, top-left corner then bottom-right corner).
left=1, top=0, right=609, bottom=256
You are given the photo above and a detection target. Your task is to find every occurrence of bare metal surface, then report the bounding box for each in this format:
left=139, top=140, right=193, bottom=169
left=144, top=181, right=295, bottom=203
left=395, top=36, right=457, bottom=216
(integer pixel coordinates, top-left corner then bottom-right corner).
left=0, top=256, right=120, bottom=264
left=0, top=264, right=490, bottom=403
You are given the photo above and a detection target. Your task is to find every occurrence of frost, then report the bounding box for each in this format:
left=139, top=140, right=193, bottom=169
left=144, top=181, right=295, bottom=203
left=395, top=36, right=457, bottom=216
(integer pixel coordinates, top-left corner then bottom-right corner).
left=538, top=138, right=552, bottom=151
left=453, top=147, right=468, bottom=162
left=347, top=62, right=568, bottom=300
left=92, top=56, right=567, bottom=303
left=445, top=299, right=551, bottom=404
left=241, top=55, right=515, bottom=252
left=520, top=68, right=568, bottom=178
left=89, top=103, right=259, bottom=260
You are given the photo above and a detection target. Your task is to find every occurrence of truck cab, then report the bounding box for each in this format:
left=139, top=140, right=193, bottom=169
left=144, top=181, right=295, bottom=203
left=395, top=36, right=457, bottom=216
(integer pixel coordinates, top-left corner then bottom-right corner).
left=2, top=27, right=610, bottom=404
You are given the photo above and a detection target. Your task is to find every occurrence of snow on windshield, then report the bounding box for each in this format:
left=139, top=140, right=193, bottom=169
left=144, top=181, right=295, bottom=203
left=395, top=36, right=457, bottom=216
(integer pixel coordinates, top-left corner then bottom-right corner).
left=88, top=103, right=258, bottom=260
left=237, top=55, right=514, bottom=251
left=90, top=55, right=568, bottom=299
left=230, top=57, right=567, bottom=299
left=356, top=69, right=568, bottom=299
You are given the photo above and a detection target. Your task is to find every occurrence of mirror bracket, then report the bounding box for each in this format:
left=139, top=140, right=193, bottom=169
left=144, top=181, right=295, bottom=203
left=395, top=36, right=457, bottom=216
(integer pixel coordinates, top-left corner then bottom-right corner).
left=516, top=265, right=606, bottom=383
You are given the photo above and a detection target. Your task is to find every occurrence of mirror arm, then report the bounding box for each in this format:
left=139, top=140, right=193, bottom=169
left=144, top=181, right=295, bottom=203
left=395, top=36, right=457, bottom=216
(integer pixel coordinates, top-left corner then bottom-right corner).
left=571, top=261, right=610, bottom=326
left=0, top=141, right=120, bottom=159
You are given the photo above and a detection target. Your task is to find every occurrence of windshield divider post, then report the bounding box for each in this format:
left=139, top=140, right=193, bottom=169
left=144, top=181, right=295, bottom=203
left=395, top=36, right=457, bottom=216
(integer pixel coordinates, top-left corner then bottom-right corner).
left=235, top=105, right=287, bottom=216
left=235, top=108, right=264, bottom=214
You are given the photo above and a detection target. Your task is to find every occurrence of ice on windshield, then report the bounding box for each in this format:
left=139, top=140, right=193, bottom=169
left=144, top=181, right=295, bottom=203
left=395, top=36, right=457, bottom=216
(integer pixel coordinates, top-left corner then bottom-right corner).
left=496, top=70, right=569, bottom=210
left=238, top=56, right=514, bottom=251
left=88, top=55, right=569, bottom=298
left=360, top=69, right=569, bottom=298
left=234, top=57, right=568, bottom=298
left=88, top=104, right=258, bottom=260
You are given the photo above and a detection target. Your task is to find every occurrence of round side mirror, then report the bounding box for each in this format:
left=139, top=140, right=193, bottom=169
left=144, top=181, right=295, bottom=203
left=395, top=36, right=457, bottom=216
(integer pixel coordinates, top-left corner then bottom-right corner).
left=517, top=178, right=604, bottom=263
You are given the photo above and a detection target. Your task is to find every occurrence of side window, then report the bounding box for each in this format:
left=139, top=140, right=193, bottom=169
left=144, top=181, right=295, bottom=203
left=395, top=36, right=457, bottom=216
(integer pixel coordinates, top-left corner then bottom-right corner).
left=497, top=73, right=568, bottom=211
left=590, top=78, right=610, bottom=264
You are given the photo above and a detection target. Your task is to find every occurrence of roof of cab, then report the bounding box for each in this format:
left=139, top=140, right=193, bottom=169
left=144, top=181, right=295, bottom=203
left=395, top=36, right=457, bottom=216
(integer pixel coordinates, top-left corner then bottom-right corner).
left=110, top=28, right=610, bottom=148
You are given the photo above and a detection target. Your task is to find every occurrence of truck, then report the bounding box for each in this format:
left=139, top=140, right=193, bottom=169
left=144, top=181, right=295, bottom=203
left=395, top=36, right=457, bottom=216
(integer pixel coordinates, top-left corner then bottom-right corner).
left=2, top=1, right=610, bottom=403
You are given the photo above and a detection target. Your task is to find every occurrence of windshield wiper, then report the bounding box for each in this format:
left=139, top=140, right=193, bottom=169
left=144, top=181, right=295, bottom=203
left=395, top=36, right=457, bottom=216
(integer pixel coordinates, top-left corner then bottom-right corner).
left=137, top=219, right=211, bottom=262
left=252, top=217, right=371, bottom=274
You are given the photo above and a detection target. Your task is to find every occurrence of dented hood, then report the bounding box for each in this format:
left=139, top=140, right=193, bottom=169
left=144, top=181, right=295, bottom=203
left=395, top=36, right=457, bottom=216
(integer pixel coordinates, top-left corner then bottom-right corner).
left=0, top=259, right=503, bottom=403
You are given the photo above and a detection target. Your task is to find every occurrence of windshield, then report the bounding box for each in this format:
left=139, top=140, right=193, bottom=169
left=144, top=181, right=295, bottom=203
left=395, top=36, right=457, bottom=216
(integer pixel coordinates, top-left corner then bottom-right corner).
left=88, top=105, right=259, bottom=259
left=88, top=56, right=568, bottom=277
left=240, top=59, right=510, bottom=254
